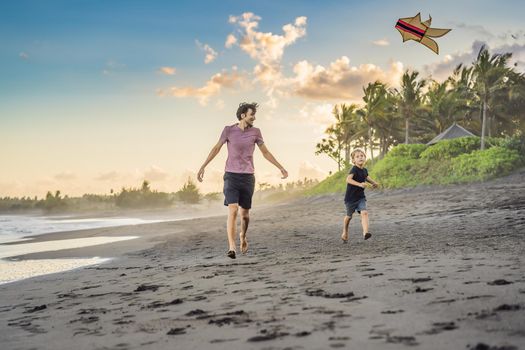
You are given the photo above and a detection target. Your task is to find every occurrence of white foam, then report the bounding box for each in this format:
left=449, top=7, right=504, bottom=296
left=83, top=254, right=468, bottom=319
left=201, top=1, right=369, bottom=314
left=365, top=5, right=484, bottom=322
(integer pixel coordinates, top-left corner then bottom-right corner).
left=0, top=236, right=138, bottom=259
left=0, top=236, right=138, bottom=285
left=0, top=257, right=111, bottom=285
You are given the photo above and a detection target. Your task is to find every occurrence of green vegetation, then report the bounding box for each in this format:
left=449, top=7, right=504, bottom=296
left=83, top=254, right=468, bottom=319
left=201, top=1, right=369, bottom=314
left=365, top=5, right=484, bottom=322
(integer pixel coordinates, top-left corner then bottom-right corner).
left=175, top=178, right=201, bottom=204
left=308, top=136, right=525, bottom=193
left=315, top=46, right=525, bottom=169
left=36, top=190, right=67, bottom=211
left=302, top=171, right=348, bottom=196
left=256, top=178, right=319, bottom=202
left=115, top=181, right=174, bottom=209
left=0, top=179, right=204, bottom=213
left=309, top=45, right=524, bottom=195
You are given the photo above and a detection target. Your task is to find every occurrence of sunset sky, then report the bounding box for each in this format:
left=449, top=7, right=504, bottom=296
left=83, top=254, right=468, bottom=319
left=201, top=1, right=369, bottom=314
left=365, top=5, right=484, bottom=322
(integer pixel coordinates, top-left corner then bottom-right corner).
left=1, top=0, right=524, bottom=197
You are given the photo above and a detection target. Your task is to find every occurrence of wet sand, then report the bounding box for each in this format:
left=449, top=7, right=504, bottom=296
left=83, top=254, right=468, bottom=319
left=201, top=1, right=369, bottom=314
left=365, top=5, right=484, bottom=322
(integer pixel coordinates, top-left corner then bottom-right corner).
left=1, top=169, right=524, bottom=350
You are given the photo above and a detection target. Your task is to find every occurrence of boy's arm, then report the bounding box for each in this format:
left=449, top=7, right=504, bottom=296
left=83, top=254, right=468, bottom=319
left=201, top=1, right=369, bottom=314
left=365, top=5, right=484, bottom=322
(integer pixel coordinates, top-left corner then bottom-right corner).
left=257, top=143, right=288, bottom=179
left=366, top=176, right=379, bottom=188
left=347, top=174, right=366, bottom=188
left=197, top=141, right=224, bottom=182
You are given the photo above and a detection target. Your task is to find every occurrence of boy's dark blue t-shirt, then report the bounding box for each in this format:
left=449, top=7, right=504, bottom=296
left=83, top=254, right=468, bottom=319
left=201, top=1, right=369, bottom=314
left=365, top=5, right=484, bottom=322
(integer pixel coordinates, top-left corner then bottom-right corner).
left=344, top=165, right=368, bottom=203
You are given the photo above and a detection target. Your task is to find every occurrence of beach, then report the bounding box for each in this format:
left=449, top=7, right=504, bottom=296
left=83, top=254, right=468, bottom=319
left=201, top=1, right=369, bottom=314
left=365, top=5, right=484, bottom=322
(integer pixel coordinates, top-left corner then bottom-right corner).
left=1, top=170, right=524, bottom=350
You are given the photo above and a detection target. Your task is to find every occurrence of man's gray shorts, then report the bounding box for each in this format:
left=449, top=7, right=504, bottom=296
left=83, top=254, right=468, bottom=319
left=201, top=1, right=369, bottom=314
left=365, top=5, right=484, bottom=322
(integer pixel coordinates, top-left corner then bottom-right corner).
left=345, top=198, right=367, bottom=217
left=223, top=172, right=255, bottom=209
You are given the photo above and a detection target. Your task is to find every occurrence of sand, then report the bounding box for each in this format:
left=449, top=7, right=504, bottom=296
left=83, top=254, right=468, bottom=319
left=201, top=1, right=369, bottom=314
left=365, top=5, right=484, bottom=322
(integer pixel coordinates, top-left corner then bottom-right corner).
left=1, top=169, right=524, bottom=350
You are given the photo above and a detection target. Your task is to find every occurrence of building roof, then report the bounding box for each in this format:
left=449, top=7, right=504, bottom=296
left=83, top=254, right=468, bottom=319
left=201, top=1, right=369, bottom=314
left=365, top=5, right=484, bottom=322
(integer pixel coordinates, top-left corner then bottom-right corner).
left=426, top=123, right=476, bottom=145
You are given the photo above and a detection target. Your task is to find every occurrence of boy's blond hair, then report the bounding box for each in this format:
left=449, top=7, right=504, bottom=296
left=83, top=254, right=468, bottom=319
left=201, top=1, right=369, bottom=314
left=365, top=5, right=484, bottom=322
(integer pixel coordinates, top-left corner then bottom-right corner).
left=350, top=149, right=366, bottom=164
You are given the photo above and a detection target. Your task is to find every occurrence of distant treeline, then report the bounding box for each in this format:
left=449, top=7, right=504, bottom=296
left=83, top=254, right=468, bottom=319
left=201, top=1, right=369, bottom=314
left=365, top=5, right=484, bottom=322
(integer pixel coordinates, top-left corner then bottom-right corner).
left=0, top=177, right=320, bottom=213
left=0, top=179, right=205, bottom=213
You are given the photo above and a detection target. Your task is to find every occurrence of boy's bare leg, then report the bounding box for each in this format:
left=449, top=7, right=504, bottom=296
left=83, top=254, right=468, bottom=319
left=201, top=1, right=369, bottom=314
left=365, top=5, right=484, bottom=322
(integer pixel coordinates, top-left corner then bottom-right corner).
left=227, top=204, right=239, bottom=252
left=342, top=215, right=351, bottom=241
left=239, top=207, right=250, bottom=253
left=360, top=210, right=369, bottom=235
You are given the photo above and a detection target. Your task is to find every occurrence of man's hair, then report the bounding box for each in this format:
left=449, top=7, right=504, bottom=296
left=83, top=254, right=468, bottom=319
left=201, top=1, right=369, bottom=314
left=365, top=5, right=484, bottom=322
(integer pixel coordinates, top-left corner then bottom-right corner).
left=236, top=102, right=259, bottom=120
left=351, top=149, right=366, bottom=162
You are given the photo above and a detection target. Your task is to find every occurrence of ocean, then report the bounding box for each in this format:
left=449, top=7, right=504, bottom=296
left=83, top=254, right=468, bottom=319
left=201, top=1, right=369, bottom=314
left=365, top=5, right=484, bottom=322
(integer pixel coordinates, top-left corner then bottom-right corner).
left=0, top=214, right=165, bottom=285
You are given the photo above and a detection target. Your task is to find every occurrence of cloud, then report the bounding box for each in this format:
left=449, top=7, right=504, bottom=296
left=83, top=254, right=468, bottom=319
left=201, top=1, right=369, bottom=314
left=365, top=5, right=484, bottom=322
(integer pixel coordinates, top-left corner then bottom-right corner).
left=372, top=39, right=390, bottom=46
left=159, top=66, right=176, bottom=75
left=215, top=99, right=226, bottom=110
left=19, top=52, right=29, bottom=60
left=0, top=180, right=24, bottom=197
left=297, top=161, right=327, bottom=180
left=143, top=165, right=169, bottom=182
left=159, top=67, right=249, bottom=105
left=228, top=13, right=307, bottom=105
left=196, top=40, right=218, bottom=64
left=292, top=57, right=404, bottom=101
left=229, top=13, right=307, bottom=64
left=424, top=40, right=484, bottom=81
left=225, top=34, right=237, bottom=48
left=425, top=40, right=525, bottom=81
left=452, top=22, right=494, bottom=39
left=95, top=171, right=122, bottom=181
left=53, top=171, right=77, bottom=181
left=102, top=60, right=126, bottom=75
left=160, top=13, right=410, bottom=107
left=298, top=103, right=335, bottom=131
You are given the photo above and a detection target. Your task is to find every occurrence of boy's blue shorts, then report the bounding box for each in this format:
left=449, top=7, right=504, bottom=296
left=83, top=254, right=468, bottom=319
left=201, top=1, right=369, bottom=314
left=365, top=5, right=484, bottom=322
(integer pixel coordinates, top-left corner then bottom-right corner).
left=345, top=198, right=367, bottom=217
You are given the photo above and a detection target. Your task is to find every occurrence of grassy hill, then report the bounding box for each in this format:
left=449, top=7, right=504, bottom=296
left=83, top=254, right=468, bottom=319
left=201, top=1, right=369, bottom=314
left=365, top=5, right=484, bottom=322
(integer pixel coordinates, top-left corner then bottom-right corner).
left=305, top=136, right=525, bottom=195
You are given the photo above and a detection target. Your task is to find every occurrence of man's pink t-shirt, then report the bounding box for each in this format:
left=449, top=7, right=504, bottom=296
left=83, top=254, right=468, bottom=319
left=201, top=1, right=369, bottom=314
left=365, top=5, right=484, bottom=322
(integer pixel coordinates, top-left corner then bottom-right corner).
left=219, top=124, right=264, bottom=174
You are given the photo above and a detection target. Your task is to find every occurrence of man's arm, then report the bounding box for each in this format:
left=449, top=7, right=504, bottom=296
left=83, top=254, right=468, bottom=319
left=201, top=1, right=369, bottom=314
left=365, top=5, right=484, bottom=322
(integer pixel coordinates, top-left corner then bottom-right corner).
left=197, top=141, right=224, bottom=182
left=347, top=173, right=366, bottom=188
left=257, top=143, right=288, bottom=179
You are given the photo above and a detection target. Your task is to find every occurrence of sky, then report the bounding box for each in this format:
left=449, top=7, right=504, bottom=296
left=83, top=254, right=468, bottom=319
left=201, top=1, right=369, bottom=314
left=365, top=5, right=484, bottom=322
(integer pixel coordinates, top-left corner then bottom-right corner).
left=1, top=0, right=524, bottom=197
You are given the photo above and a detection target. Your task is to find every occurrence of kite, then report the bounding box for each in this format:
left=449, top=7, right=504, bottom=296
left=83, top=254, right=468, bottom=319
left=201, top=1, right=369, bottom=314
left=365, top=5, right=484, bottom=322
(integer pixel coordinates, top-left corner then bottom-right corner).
left=395, top=13, right=451, bottom=54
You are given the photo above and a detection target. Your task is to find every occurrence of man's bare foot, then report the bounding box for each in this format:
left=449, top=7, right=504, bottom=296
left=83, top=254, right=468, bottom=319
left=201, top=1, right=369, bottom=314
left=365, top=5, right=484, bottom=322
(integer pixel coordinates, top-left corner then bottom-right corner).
left=341, top=232, right=348, bottom=243
left=240, top=233, right=248, bottom=254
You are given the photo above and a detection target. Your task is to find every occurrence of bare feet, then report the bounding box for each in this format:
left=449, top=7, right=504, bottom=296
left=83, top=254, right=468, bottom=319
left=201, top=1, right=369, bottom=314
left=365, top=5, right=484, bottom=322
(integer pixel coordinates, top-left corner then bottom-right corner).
left=240, top=233, right=248, bottom=254
left=341, top=232, right=348, bottom=243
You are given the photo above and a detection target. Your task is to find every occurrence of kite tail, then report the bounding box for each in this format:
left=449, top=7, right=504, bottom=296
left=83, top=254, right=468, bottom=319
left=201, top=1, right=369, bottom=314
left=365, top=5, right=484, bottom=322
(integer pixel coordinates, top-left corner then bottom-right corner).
left=420, top=36, right=439, bottom=54
left=425, top=28, right=451, bottom=38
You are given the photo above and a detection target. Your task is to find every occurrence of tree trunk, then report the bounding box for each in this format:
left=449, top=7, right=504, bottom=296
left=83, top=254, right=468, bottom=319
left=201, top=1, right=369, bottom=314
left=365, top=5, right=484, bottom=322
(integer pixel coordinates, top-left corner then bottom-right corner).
left=344, top=144, right=350, bottom=167
left=405, top=118, right=409, bottom=144
left=481, top=98, right=487, bottom=150
left=368, top=125, right=374, bottom=161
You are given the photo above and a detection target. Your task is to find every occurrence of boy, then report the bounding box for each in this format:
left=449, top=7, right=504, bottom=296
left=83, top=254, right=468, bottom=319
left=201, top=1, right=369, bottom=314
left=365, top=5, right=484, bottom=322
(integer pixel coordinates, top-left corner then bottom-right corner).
left=341, top=149, right=379, bottom=242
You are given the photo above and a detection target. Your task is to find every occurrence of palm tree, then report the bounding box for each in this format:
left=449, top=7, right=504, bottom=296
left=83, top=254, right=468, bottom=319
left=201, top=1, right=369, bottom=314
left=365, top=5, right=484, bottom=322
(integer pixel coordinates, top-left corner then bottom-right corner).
left=472, top=45, right=512, bottom=149
left=315, top=133, right=344, bottom=171
left=359, top=81, right=389, bottom=160
left=396, top=70, right=426, bottom=144
left=447, top=64, right=478, bottom=132
left=506, top=71, right=525, bottom=135
left=316, top=103, right=365, bottom=171
left=373, top=89, right=403, bottom=156
left=332, top=103, right=363, bottom=166
left=420, top=77, right=470, bottom=140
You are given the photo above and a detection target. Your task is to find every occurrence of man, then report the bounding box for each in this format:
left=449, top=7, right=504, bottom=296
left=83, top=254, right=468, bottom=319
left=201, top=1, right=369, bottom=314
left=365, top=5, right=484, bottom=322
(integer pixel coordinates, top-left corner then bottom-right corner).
left=197, top=102, right=288, bottom=259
